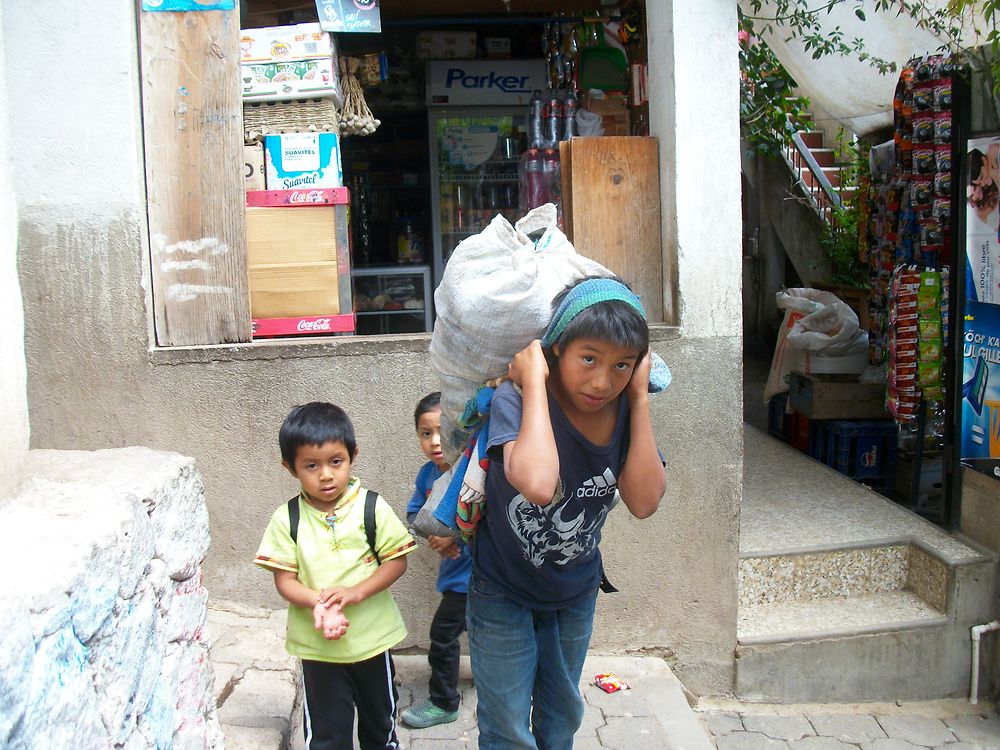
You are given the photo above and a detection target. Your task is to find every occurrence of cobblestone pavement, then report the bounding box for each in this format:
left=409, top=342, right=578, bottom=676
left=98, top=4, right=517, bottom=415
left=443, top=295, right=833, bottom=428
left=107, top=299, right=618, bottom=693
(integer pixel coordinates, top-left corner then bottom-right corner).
left=207, top=603, right=1000, bottom=750
left=696, top=699, right=1000, bottom=750
left=209, top=602, right=714, bottom=749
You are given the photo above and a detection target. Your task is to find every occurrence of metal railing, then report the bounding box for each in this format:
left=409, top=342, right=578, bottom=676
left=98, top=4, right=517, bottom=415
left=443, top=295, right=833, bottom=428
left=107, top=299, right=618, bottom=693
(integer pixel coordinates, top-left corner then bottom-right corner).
left=783, top=126, right=844, bottom=226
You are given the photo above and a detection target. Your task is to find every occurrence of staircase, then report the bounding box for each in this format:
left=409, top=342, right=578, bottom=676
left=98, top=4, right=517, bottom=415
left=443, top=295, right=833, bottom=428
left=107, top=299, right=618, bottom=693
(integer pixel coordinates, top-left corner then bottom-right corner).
left=783, top=121, right=856, bottom=223
left=737, top=426, right=997, bottom=702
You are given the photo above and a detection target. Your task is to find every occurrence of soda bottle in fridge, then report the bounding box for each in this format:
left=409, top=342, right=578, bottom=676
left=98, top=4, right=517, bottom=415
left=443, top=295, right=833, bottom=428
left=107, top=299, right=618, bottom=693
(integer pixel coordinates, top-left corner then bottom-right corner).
left=519, top=148, right=549, bottom=213
left=528, top=89, right=545, bottom=150
left=543, top=90, right=563, bottom=149
left=563, top=91, right=578, bottom=140
left=542, top=148, right=561, bottom=221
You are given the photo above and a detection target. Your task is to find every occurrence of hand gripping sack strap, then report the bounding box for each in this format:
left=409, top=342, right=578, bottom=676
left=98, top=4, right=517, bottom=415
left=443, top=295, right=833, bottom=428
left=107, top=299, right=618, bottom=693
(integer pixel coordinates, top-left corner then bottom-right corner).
left=287, top=490, right=381, bottom=565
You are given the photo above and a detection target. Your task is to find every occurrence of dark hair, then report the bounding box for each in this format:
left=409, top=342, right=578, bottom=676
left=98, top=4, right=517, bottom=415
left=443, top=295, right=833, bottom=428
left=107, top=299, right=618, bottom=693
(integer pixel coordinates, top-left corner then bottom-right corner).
left=414, top=391, right=441, bottom=428
left=548, top=275, right=649, bottom=358
left=279, top=402, right=357, bottom=465
left=970, top=149, right=986, bottom=184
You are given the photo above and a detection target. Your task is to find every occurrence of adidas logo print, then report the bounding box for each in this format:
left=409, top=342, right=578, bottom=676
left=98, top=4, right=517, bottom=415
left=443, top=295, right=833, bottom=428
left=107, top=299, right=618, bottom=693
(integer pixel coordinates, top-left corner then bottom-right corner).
left=576, top=468, right=618, bottom=499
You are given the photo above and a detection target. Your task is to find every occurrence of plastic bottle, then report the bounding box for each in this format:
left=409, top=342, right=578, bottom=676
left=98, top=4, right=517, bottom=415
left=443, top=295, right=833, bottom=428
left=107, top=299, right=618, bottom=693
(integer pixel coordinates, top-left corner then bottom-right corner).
left=542, top=148, right=561, bottom=220
left=543, top=90, right=563, bottom=149
left=528, top=89, right=546, bottom=150
left=519, top=148, right=548, bottom=213
left=562, top=91, right=578, bottom=140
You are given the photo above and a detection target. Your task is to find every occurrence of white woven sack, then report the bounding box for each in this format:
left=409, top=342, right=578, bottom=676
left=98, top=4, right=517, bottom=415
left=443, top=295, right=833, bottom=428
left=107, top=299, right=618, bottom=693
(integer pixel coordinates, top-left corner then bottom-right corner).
left=430, top=203, right=612, bottom=457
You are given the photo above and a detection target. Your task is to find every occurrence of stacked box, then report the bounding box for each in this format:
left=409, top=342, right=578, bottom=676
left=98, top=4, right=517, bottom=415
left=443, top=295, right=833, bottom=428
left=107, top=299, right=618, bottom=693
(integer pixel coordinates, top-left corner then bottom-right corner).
left=245, top=188, right=353, bottom=332
left=240, top=22, right=342, bottom=104
left=264, top=132, right=343, bottom=190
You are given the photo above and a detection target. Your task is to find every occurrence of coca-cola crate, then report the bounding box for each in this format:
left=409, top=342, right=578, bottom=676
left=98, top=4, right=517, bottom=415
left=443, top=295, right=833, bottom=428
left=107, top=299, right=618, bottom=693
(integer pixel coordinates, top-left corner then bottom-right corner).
left=252, top=314, right=355, bottom=338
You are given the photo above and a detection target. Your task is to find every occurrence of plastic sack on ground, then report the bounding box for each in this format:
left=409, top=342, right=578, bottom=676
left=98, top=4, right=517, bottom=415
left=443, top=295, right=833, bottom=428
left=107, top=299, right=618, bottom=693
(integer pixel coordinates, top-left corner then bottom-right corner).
left=764, top=288, right=869, bottom=402
left=430, top=203, right=613, bottom=459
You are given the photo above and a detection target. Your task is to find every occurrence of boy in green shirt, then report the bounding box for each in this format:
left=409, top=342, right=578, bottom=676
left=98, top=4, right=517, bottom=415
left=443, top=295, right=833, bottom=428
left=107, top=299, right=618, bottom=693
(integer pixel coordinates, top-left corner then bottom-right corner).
left=255, top=402, right=416, bottom=750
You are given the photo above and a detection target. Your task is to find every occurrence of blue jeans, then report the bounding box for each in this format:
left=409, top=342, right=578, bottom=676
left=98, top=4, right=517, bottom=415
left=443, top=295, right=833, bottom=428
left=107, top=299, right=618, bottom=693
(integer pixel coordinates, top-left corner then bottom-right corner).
left=467, top=575, right=598, bottom=750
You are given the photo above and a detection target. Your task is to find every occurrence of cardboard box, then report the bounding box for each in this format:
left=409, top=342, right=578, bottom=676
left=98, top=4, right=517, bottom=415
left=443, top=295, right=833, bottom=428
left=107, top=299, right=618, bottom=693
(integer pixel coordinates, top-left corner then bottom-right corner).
left=264, top=132, right=343, bottom=190
left=788, top=371, right=890, bottom=420
left=244, top=143, right=265, bottom=191
left=581, top=92, right=629, bottom=136
left=416, top=31, right=477, bottom=60
left=246, top=205, right=352, bottom=318
left=483, top=37, right=511, bottom=59
left=241, top=58, right=341, bottom=103
left=240, top=23, right=335, bottom=63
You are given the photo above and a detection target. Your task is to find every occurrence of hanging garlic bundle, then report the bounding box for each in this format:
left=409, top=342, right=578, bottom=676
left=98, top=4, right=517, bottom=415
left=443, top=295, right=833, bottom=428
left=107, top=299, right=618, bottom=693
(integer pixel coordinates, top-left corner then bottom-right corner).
left=339, top=57, right=380, bottom=136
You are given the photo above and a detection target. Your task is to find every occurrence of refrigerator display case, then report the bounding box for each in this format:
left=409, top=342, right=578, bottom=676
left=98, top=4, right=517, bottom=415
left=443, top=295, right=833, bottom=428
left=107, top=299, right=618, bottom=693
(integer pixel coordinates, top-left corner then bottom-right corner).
left=425, top=60, right=546, bottom=285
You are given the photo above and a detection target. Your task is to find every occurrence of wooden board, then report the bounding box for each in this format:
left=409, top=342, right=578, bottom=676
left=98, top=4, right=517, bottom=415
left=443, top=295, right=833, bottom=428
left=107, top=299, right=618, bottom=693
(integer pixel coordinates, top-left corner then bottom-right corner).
left=246, top=206, right=340, bottom=266
left=562, top=137, right=663, bottom=322
left=139, top=8, right=251, bottom=345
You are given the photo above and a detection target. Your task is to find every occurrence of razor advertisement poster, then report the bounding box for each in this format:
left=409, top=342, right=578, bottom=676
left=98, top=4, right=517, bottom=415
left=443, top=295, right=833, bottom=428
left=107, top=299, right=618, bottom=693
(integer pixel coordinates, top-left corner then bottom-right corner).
left=964, top=137, right=1000, bottom=478
left=961, top=299, right=1000, bottom=479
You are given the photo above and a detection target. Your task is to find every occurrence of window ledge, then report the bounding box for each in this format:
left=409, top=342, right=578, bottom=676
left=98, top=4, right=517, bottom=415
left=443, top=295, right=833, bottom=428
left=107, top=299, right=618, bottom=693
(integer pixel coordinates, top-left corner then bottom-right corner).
left=147, top=325, right=681, bottom=366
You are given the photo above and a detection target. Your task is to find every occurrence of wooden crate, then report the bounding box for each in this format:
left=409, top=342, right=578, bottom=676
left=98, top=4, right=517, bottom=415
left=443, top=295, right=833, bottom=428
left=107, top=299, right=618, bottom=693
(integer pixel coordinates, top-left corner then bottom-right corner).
left=246, top=205, right=350, bottom=319
left=788, top=371, right=889, bottom=420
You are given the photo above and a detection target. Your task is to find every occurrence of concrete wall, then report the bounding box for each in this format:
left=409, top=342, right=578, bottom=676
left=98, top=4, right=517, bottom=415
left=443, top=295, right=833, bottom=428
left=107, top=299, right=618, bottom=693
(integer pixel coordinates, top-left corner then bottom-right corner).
left=0, top=9, right=29, bottom=499
left=7, top=0, right=743, bottom=696
left=0, top=448, right=220, bottom=749
left=960, top=468, right=1000, bottom=698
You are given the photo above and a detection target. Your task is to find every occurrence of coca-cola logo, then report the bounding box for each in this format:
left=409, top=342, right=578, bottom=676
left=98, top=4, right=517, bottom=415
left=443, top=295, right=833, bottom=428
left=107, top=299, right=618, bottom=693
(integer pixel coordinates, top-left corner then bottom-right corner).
left=297, top=318, right=332, bottom=332
left=289, top=190, right=327, bottom=204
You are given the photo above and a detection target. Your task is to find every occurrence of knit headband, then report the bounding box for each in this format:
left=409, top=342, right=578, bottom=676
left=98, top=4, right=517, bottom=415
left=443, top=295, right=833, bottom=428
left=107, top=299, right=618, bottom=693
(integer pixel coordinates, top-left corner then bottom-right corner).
left=541, top=278, right=646, bottom=347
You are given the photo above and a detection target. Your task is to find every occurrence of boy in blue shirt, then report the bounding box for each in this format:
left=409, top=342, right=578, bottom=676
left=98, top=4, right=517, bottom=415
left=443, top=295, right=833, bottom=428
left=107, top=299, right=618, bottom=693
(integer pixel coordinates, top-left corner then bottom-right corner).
left=468, top=277, right=667, bottom=750
left=255, top=402, right=416, bottom=750
left=401, top=392, right=473, bottom=729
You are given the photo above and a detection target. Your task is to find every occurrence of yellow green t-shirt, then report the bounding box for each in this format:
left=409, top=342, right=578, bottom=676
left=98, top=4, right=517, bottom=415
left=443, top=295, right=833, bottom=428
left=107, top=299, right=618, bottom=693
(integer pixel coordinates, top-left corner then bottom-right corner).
left=254, top=478, right=417, bottom=663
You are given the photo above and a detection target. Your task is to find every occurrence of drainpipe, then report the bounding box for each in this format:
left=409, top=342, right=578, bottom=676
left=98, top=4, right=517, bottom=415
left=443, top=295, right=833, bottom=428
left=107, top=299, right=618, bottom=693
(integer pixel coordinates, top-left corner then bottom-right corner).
left=970, top=620, right=1000, bottom=704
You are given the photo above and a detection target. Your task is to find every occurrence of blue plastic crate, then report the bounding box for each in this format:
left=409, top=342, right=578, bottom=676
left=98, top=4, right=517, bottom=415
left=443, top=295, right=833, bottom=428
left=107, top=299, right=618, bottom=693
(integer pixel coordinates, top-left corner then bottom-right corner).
left=767, top=394, right=790, bottom=442
left=817, top=420, right=898, bottom=489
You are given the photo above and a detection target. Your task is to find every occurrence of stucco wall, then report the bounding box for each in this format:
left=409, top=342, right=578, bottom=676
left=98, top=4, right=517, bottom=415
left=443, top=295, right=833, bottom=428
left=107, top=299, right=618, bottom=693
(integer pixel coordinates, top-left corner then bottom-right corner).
left=7, top=0, right=742, bottom=696
left=0, top=9, right=29, bottom=499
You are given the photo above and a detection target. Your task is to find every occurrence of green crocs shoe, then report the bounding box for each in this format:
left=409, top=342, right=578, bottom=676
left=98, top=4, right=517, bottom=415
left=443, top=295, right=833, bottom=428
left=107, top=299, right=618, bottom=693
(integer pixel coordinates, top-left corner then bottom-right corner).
left=400, top=699, right=459, bottom=728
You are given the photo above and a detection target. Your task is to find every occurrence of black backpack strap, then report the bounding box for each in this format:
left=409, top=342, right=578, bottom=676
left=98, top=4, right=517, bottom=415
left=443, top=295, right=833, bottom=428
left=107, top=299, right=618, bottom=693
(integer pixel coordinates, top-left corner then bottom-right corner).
left=287, top=496, right=300, bottom=544
left=364, top=489, right=380, bottom=565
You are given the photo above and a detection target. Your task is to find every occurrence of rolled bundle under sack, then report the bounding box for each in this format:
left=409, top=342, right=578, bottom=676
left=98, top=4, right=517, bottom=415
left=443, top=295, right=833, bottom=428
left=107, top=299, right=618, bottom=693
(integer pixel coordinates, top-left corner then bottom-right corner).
left=430, top=203, right=613, bottom=460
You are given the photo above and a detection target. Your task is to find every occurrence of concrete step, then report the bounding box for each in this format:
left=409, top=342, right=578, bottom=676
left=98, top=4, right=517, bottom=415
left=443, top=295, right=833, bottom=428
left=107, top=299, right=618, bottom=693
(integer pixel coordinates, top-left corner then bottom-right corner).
left=798, top=165, right=842, bottom=188
left=739, top=589, right=946, bottom=644
left=808, top=148, right=837, bottom=167
left=735, top=545, right=995, bottom=702
left=797, top=130, right=824, bottom=149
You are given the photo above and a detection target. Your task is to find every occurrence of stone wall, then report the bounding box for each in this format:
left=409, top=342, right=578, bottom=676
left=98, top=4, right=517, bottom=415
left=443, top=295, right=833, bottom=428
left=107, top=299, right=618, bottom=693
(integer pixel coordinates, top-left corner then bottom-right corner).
left=0, top=447, right=222, bottom=749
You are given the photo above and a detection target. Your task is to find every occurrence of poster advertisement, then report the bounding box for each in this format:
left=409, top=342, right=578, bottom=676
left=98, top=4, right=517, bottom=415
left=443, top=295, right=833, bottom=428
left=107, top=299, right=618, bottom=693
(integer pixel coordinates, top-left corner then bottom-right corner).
left=315, top=0, right=381, bottom=33
left=961, top=299, right=1000, bottom=479
left=966, top=137, right=1000, bottom=305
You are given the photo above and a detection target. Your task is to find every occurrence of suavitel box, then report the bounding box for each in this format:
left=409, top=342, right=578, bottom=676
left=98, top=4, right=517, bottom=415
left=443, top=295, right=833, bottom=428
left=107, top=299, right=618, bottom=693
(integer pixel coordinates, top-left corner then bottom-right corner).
left=264, top=132, right=343, bottom=190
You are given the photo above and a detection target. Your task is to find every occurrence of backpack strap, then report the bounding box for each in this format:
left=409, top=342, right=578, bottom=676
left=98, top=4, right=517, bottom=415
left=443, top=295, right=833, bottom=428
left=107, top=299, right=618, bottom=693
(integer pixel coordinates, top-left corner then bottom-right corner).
left=287, top=496, right=300, bottom=544
left=364, top=489, right=380, bottom=566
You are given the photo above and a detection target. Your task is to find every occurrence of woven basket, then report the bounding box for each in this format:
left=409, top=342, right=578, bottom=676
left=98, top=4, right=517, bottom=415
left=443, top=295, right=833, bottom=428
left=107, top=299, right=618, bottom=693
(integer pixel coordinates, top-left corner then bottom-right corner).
left=243, top=98, right=340, bottom=138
